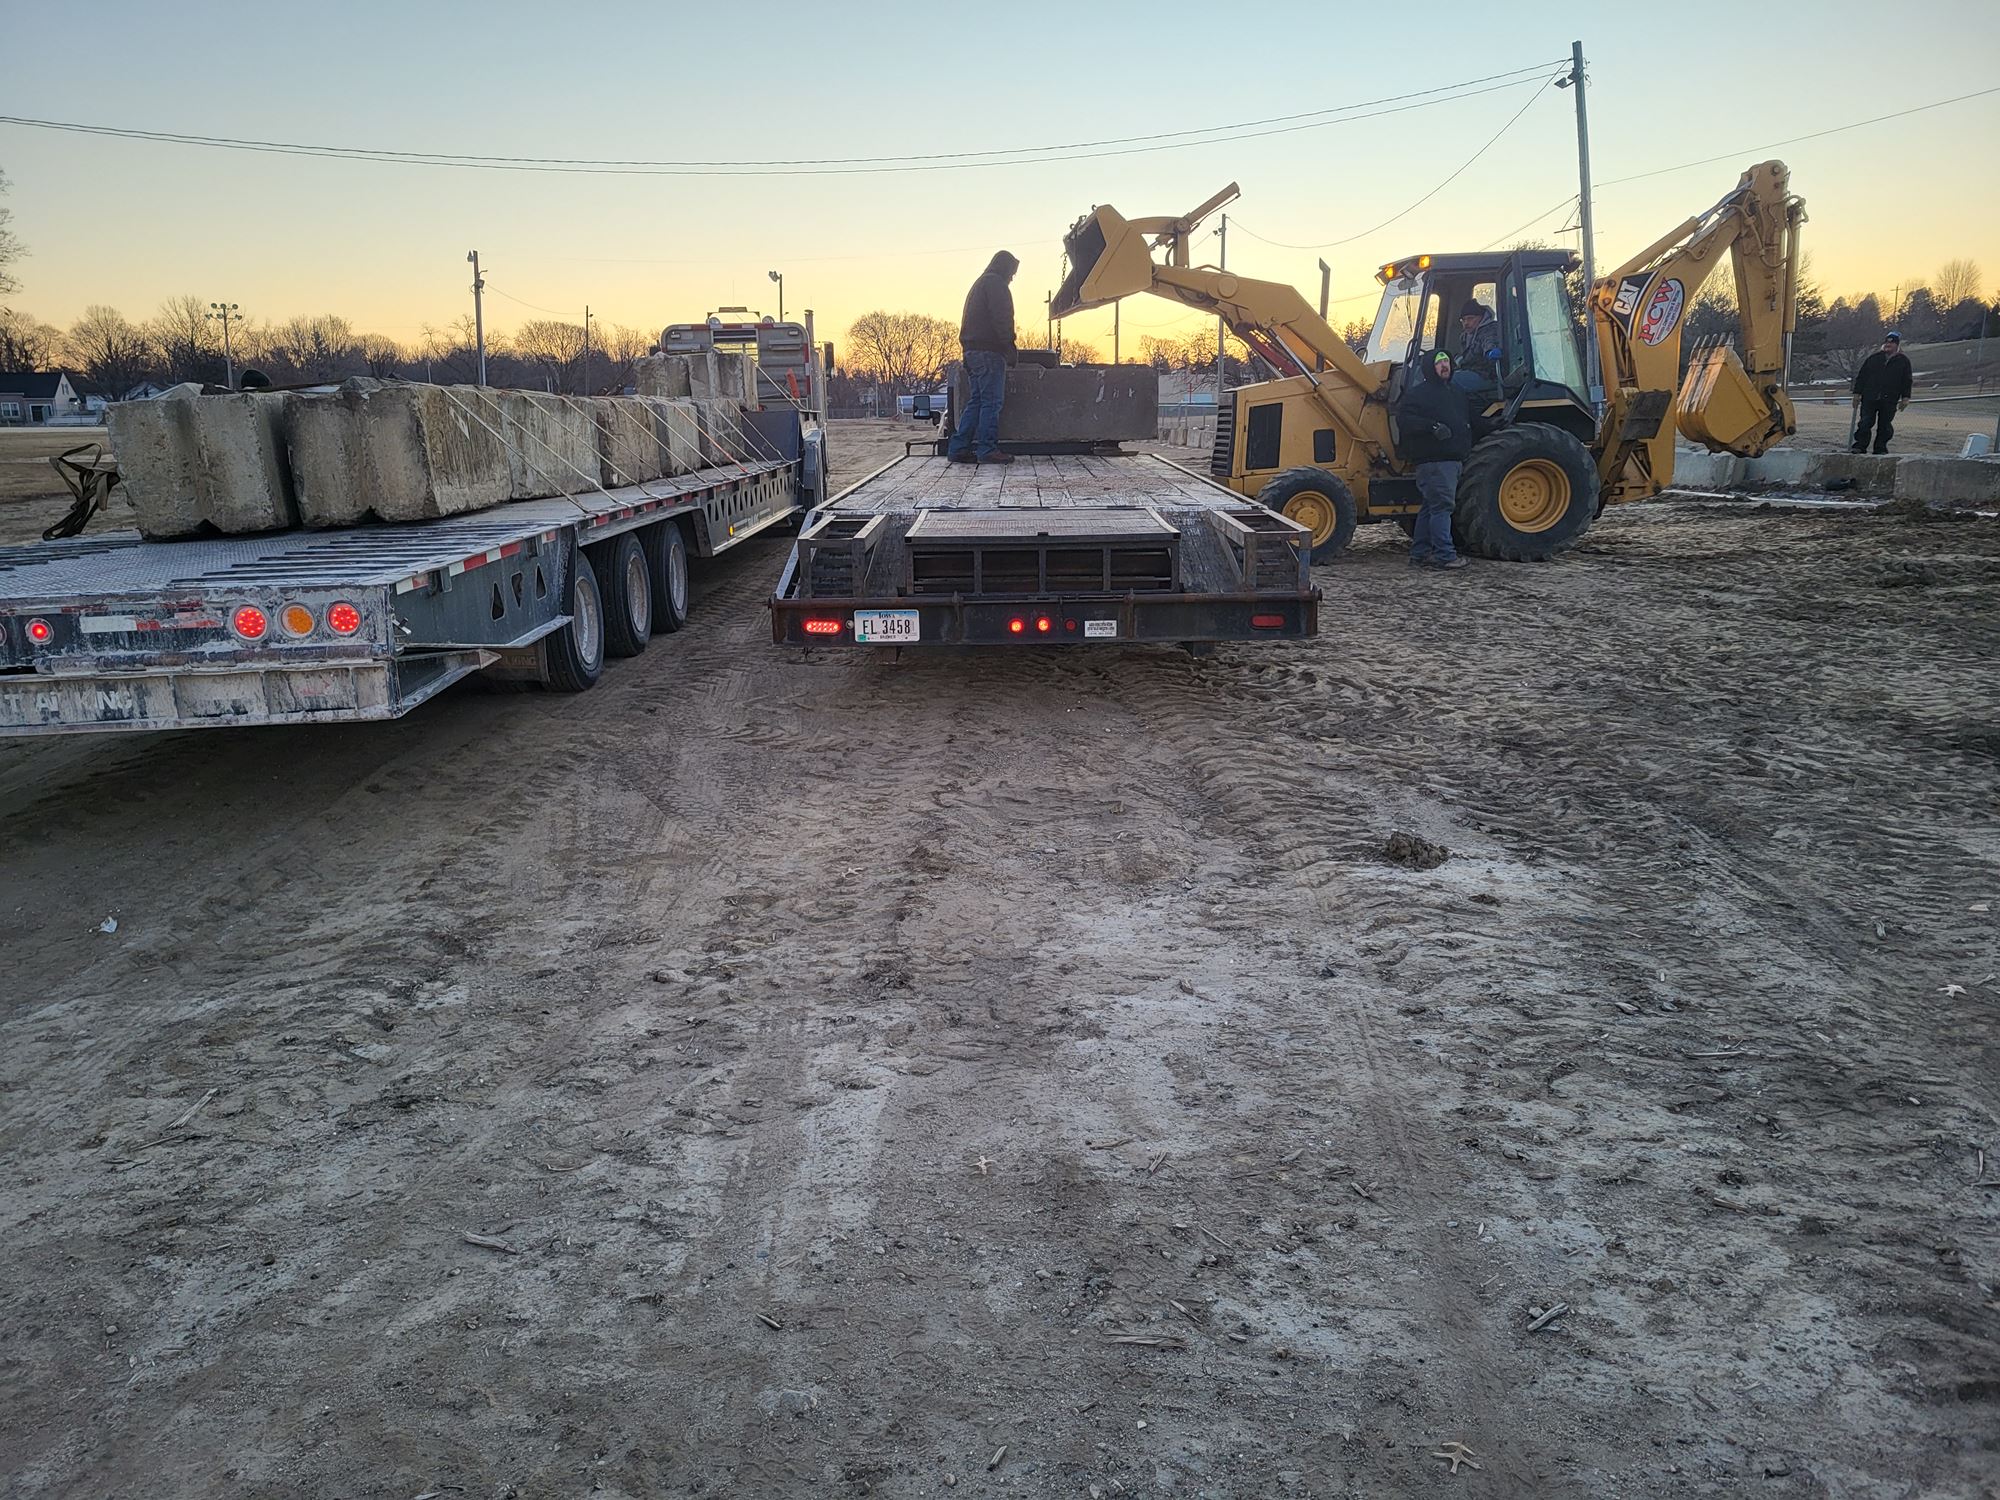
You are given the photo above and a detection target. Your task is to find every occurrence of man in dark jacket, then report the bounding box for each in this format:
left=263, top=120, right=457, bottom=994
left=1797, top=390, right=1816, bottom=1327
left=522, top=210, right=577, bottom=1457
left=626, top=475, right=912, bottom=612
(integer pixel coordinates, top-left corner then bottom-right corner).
left=1452, top=300, right=1501, bottom=400
left=1851, top=332, right=1913, bottom=453
left=949, top=251, right=1020, bottom=465
left=1397, top=348, right=1472, bottom=570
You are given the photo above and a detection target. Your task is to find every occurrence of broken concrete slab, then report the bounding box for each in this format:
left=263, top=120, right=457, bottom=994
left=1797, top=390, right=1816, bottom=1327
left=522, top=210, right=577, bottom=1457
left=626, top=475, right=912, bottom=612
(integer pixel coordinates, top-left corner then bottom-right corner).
left=633, top=354, right=691, bottom=400
left=286, top=382, right=510, bottom=527
left=953, top=364, right=1161, bottom=446
left=499, top=391, right=599, bottom=499
left=108, top=388, right=300, bottom=539
left=593, top=397, right=665, bottom=487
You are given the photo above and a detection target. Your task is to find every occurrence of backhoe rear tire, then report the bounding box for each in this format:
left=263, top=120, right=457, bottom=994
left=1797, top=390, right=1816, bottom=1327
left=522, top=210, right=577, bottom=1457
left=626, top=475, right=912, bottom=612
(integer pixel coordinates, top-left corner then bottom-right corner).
left=1256, top=467, right=1357, bottom=563
left=1453, top=424, right=1598, bottom=561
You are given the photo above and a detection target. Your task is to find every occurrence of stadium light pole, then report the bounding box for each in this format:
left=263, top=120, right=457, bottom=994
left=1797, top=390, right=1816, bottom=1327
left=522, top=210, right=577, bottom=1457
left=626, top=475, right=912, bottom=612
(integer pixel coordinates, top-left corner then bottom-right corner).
left=768, top=270, right=785, bottom=321
left=207, top=302, right=240, bottom=388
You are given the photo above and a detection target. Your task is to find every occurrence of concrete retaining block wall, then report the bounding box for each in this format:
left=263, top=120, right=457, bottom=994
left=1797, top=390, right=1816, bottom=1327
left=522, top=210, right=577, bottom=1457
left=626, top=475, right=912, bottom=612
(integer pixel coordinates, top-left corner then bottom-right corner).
left=287, top=383, right=510, bottom=528
left=593, top=397, right=665, bottom=487
left=1669, top=443, right=1997, bottom=505
left=499, top=391, right=599, bottom=500
left=1895, top=456, right=2000, bottom=505
left=109, top=389, right=299, bottom=539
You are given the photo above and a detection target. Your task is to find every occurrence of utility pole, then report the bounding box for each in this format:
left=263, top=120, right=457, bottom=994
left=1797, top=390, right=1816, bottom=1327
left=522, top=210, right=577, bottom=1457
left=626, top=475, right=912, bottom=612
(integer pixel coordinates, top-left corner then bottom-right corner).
left=207, top=301, right=240, bottom=388
left=1215, top=214, right=1228, bottom=413
left=1045, top=291, right=1054, bottom=354
left=467, top=251, right=488, bottom=387
left=1317, top=260, right=1331, bottom=322
left=582, top=305, right=592, bottom=396
left=1113, top=302, right=1120, bottom=365
left=1561, top=40, right=1602, bottom=412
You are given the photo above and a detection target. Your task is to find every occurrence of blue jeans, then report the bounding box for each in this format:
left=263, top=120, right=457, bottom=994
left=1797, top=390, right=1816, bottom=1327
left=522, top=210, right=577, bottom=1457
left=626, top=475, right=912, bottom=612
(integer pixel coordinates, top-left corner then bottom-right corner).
left=1410, top=461, right=1460, bottom=564
left=1450, top=369, right=1495, bottom=402
left=948, top=349, right=1007, bottom=459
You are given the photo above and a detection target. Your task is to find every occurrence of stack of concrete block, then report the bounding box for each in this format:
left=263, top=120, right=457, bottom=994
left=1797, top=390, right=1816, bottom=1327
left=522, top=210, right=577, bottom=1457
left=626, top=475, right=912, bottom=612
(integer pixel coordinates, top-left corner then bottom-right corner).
left=635, top=349, right=757, bottom=406
left=693, top=399, right=750, bottom=465
left=593, top=397, right=666, bottom=487
left=108, top=386, right=300, bottom=539
left=286, top=381, right=511, bottom=527
left=633, top=355, right=691, bottom=399
left=498, top=391, right=599, bottom=500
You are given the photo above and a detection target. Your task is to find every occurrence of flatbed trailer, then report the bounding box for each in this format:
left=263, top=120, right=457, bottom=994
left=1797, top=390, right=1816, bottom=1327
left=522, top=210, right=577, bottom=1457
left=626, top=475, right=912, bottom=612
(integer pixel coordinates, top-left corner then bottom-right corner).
left=0, top=433, right=816, bottom=736
left=770, top=450, right=1319, bottom=648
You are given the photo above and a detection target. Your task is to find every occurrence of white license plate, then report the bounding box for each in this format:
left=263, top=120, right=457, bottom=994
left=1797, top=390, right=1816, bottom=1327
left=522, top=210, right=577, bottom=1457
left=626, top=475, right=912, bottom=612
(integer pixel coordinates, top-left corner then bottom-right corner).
left=1083, top=619, right=1119, bottom=639
left=853, top=610, right=920, bottom=644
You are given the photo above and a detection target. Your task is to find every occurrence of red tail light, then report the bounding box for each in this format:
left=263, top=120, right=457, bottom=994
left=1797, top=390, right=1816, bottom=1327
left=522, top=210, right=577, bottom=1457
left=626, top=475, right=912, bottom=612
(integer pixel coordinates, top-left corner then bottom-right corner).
left=802, top=618, right=843, bottom=636
left=326, top=601, right=363, bottom=636
left=1250, top=613, right=1285, bottom=630
left=232, top=605, right=269, bottom=641
left=1007, top=617, right=1025, bottom=634
left=1034, top=616, right=1052, bottom=633
left=26, top=617, right=53, bottom=645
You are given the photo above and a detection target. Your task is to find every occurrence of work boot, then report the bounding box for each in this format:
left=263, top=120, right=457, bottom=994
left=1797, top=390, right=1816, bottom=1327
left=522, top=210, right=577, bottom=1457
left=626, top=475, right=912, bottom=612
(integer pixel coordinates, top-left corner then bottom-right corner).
left=979, top=451, right=1016, bottom=465
left=1432, top=555, right=1470, bottom=571
left=948, top=450, right=977, bottom=465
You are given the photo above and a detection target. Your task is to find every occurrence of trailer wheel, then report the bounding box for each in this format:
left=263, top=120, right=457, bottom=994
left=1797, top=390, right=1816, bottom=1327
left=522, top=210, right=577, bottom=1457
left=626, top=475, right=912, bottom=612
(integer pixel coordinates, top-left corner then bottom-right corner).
left=1257, top=468, right=1357, bottom=563
left=644, top=520, right=692, bottom=634
left=594, top=534, right=651, bottom=658
left=1453, top=424, right=1598, bottom=561
left=543, top=549, right=606, bottom=693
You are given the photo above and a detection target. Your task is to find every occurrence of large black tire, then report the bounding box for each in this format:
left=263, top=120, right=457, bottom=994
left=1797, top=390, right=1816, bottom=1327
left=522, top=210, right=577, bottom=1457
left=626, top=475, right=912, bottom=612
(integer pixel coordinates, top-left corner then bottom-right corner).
left=1256, top=467, right=1358, bottom=563
left=644, top=520, right=692, bottom=634
left=1453, top=424, right=1598, bottom=561
left=593, top=534, right=651, bottom=658
left=543, top=548, right=606, bottom=693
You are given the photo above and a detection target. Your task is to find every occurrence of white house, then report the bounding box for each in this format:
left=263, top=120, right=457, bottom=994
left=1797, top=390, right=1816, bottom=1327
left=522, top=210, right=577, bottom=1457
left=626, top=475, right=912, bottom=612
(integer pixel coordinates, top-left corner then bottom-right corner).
left=0, top=371, right=82, bottom=426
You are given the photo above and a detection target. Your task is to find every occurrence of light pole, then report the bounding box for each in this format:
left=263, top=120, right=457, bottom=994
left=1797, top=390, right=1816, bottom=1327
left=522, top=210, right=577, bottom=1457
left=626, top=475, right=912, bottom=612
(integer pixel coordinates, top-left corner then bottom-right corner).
left=1045, top=291, right=1053, bottom=354
left=768, top=270, right=784, bottom=322
left=581, top=305, right=592, bottom=396
left=467, top=250, right=488, bottom=387
left=207, top=302, right=240, bottom=388
left=1557, top=40, right=1602, bottom=411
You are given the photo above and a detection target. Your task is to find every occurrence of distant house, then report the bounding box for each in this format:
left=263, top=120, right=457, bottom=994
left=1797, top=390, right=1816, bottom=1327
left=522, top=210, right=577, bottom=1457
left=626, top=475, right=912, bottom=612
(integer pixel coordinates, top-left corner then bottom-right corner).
left=120, top=380, right=173, bottom=402
left=0, top=371, right=81, bottom=426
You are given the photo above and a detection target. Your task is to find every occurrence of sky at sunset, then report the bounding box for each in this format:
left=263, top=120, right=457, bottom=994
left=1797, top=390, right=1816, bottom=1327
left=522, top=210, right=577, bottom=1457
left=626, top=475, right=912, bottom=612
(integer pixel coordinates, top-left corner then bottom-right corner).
left=3, top=0, right=1996, bottom=357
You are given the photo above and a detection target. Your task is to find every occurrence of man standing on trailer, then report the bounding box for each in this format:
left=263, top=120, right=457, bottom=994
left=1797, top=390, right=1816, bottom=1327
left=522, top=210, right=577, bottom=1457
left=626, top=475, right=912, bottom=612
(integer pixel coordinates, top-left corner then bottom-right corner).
left=1397, top=349, right=1472, bottom=571
left=1850, top=331, right=1913, bottom=453
left=949, top=251, right=1020, bottom=466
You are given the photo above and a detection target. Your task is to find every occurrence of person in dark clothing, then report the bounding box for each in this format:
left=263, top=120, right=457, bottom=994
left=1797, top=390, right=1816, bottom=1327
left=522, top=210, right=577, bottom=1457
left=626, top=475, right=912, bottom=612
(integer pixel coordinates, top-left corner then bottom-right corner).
left=1452, top=300, right=1501, bottom=400
left=1397, top=348, right=1472, bottom=570
left=1851, top=332, right=1913, bottom=453
left=949, top=250, right=1020, bottom=465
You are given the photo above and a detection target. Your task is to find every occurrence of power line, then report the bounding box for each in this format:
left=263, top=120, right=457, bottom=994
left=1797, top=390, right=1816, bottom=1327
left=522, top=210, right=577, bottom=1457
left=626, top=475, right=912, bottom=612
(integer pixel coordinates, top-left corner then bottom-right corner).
left=485, top=284, right=571, bottom=319
left=0, top=66, right=1569, bottom=179
left=1232, top=73, right=1560, bottom=252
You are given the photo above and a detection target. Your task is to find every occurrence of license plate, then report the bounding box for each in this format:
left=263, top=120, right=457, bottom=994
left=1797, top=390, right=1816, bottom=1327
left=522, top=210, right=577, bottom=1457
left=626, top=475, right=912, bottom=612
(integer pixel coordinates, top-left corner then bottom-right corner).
left=1083, top=619, right=1119, bottom=639
left=853, top=610, right=920, bottom=643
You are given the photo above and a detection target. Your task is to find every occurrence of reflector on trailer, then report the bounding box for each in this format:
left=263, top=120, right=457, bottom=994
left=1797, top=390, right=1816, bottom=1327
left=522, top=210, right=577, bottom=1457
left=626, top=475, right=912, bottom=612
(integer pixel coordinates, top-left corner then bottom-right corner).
left=802, top=618, right=843, bottom=636
left=326, top=602, right=362, bottom=636
left=26, top=618, right=53, bottom=644
left=1251, top=613, right=1284, bottom=629
left=232, top=605, right=269, bottom=641
left=280, top=604, right=315, bottom=637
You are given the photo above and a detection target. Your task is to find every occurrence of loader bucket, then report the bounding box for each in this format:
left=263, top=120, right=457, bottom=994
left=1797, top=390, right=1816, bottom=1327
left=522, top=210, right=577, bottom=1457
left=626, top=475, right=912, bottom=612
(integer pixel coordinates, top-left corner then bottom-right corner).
left=1051, top=206, right=1157, bottom=318
left=1677, top=342, right=1793, bottom=456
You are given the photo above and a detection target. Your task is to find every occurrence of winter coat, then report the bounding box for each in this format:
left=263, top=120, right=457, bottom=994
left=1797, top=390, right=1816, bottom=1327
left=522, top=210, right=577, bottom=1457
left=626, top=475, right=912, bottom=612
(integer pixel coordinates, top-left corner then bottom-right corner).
left=1852, top=349, right=1912, bottom=402
left=1396, top=371, right=1472, bottom=464
left=960, top=252, right=1020, bottom=356
left=1459, top=314, right=1501, bottom=375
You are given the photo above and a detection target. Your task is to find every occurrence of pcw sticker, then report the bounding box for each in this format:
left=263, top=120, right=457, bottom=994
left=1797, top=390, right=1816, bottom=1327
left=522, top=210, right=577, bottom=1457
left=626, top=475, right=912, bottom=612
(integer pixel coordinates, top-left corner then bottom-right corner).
left=1636, top=278, right=1687, bottom=346
left=1083, top=620, right=1118, bottom=639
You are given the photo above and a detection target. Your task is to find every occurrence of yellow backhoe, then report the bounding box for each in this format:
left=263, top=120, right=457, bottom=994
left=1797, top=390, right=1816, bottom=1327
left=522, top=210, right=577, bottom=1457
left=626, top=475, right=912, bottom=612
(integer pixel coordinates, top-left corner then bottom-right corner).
left=1051, top=162, right=1805, bottom=561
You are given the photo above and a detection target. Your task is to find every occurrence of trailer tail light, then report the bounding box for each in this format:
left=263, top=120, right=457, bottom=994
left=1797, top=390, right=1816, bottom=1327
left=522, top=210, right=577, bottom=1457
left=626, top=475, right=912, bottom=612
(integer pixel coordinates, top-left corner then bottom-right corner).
left=280, top=604, right=316, bottom=637
left=1251, top=613, right=1284, bottom=630
left=326, top=601, right=363, bottom=636
left=26, top=618, right=53, bottom=645
left=232, top=605, right=269, bottom=641
left=802, top=617, right=843, bottom=636
left=1034, top=615, right=1052, bottom=634
left=1008, top=617, right=1025, bottom=634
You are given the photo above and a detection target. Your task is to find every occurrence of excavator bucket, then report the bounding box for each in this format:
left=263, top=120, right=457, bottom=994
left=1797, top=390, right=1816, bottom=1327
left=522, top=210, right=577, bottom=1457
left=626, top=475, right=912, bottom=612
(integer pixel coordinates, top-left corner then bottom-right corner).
left=1051, top=206, right=1158, bottom=318
left=1677, top=341, right=1793, bottom=456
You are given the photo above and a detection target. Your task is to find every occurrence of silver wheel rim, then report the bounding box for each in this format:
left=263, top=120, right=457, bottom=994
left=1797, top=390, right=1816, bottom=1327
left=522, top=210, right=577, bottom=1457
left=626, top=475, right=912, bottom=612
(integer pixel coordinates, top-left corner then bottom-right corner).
left=625, top=546, right=650, bottom=635
left=668, top=537, right=689, bottom=615
left=575, top=570, right=601, bottom=666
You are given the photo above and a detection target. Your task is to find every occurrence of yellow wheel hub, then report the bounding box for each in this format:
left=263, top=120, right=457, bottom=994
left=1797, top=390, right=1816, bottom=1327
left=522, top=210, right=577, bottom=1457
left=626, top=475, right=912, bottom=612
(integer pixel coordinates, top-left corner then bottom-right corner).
left=1283, top=491, right=1338, bottom=546
left=1497, top=459, right=1572, bottom=533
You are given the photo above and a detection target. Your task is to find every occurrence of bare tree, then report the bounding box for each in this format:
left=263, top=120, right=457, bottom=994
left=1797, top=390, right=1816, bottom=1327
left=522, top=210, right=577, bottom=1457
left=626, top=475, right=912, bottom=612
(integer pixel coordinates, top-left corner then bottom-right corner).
left=148, top=294, right=226, bottom=385
left=270, top=314, right=359, bottom=381
left=600, top=323, right=655, bottom=392
left=512, top=319, right=589, bottom=392
left=417, top=316, right=489, bottom=384
left=845, top=311, right=958, bottom=394
left=0, top=168, right=22, bottom=298
left=358, top=333, right=404, bottom=377
left=65, top=305, right=153, bottom=393
left=0, top=307, right=63, bottom=369
left=1019, top=326, right=1102, bottom=364
left=1935, top=258, right=1982, bottom=310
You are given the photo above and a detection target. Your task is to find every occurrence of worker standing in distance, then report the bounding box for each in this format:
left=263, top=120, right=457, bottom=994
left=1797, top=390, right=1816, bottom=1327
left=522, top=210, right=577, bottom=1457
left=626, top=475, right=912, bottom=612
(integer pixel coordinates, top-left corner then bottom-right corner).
left=949, top=251, right=1020, bottom=466
left=1398, top=349, right=1472, bottom=571
left=1850, top=332, right=1913, bottom=453
left=1451, top=300, right=1501, bottom=400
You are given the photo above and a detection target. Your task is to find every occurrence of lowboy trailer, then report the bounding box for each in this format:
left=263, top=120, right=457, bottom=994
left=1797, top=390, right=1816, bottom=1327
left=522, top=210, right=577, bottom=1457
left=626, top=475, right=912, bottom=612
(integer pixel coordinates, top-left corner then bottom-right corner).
left=770, top=448, right=1320, bottom=649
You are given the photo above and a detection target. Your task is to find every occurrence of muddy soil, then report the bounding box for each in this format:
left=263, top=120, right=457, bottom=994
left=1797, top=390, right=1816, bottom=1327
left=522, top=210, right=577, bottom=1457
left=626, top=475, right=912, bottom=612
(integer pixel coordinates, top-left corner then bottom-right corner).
left=1, top=496, right=1996, bottom=1499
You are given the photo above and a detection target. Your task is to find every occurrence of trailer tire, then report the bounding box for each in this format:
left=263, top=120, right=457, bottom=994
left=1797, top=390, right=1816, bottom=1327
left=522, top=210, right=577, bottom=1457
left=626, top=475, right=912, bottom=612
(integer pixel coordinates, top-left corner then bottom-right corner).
left=1256, top=468, right=1357, bottom=562
left=594, top=535, right=651, bottom=658
left=1453, top=424, right=1598, bottom=561
left=645, top=520, right=692, bottom=634
left=543, top=549, right=606, bottom=693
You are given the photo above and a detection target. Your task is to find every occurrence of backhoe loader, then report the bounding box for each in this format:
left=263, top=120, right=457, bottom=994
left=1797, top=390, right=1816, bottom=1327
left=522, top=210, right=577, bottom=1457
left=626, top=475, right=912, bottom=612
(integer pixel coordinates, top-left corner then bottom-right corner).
left=1050, top=162, right=1805, bottom=561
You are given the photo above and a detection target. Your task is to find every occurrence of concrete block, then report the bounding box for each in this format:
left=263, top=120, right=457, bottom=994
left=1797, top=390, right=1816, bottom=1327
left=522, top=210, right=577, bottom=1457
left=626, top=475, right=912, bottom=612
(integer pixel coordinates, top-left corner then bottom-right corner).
left=499, top=391, right=599, bottom=499
left=1893, top=456, right=2000, bottom=506
left=1739, top=448, right=1817, bottom=487
left=954, top=364, right=1160, bottom=445
left=109, top=388, right=300, bottom=539
left=653, top=399, right=703, bottom=475
left=1669, top=450, right=1743, bottom=489
left=695, top=399, right=744, bottom=465
left=633, top=354, right=691, bottom=399
left=287, top=382, right=510, bottom=527
left=1814, top=451, right=1899, bottom=494
left=593, top=397, right=665, bottom=487
left=687, top=351, right=739, bottom=403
